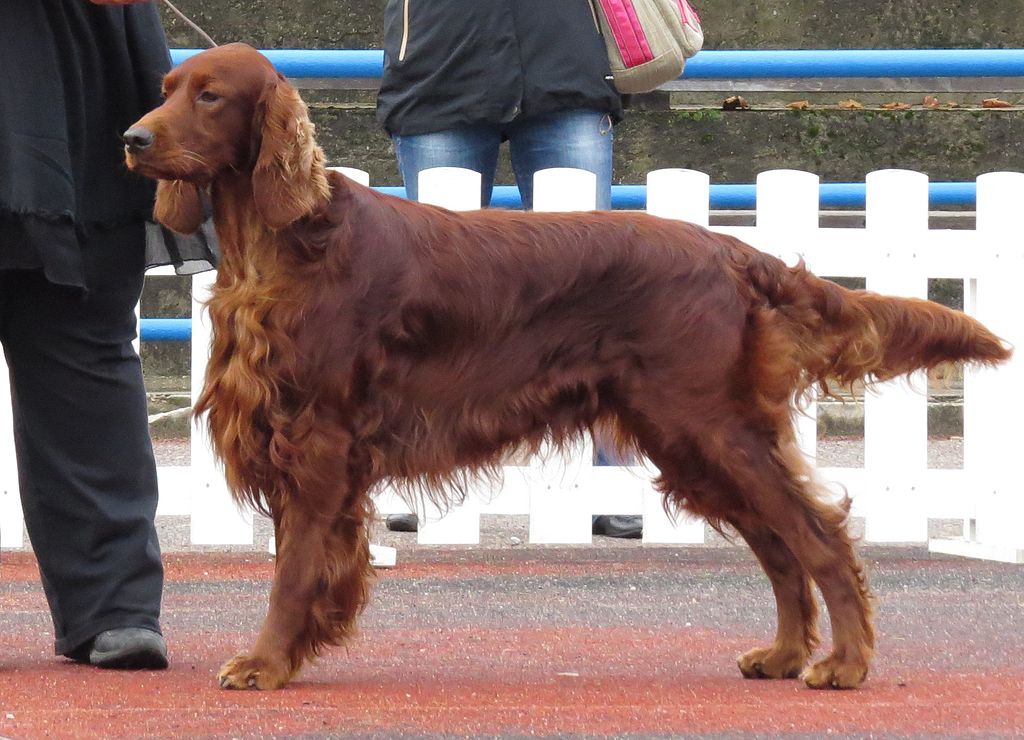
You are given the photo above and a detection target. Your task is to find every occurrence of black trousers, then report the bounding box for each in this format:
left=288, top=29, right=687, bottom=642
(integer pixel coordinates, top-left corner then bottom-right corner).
left=0, top=222, right=163, bottom=655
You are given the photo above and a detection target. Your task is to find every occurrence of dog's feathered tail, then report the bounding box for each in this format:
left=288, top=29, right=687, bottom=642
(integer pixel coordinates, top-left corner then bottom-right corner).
left=740, top=245, right=1012, bottom=397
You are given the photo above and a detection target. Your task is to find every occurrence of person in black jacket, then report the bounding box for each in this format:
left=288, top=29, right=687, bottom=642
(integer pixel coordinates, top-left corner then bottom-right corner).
left=0, top=0, right=213, bottom=669
left=377, top=0, right=641, bottom=538
left=377, top=0, right=623, bottom=210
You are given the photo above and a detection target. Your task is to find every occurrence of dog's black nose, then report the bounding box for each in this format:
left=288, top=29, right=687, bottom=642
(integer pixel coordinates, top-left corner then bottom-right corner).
left=122, top=125, right=155, bottom=151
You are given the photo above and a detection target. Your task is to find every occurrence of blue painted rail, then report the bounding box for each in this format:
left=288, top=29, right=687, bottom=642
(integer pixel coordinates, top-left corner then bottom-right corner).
left=170, top=48, right=1024, bottom=80
left=381, top=181, right=977, bottom=210
left=141, top=318, right=192, bottom=341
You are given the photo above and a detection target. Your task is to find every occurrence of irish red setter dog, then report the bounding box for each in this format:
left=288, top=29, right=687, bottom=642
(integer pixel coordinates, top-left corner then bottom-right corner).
left=125, top=44, right=1009, bottom=690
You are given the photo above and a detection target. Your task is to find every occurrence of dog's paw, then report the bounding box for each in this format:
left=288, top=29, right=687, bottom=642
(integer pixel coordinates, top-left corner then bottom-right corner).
left=801, top=655, right=868, bottom=690
left=217, top=652, right=291, bottom=690
left=737, top=645, right=807, bottom=680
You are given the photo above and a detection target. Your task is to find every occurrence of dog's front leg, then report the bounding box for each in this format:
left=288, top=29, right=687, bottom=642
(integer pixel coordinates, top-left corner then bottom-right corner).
left=218, top=495, right=373, bottom=690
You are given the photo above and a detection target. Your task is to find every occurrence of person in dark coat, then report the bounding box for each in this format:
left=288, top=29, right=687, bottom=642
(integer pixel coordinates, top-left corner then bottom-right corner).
left=0, top=0, right=214, bottom=668
left=377, top=0, right=623, bottom=210
left=377, top=0, right=641, bottom=538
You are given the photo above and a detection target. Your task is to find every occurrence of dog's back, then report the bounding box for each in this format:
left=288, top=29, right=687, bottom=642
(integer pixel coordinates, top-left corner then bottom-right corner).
left=299, top=179, right=1010, bottom=491
left=303, top=186, right=757, bottom=475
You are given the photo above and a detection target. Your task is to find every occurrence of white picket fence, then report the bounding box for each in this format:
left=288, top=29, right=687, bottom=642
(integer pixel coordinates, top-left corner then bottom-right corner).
left=1, top=166, right=1023, bottom=562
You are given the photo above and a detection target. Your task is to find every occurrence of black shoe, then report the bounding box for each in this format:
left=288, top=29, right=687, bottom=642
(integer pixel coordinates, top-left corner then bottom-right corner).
left=386, top=513, right=419, bottom=532
left=69, top=628, right=169, bottom=670
left=592, top=515, right=643, bottom=539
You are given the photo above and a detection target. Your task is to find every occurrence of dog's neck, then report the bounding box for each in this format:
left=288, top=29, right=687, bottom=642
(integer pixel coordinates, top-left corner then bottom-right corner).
left=210, top=172, right=269, bottom=245
left=208, top=163, right=337, bottom=277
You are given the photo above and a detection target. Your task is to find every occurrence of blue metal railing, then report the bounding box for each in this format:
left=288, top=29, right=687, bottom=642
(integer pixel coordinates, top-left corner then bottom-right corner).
left=169, top=48, right=1024, bottom=80
left=140, top=318, right=192, bottom=342
left=374, top=181, right=977, bottom=209
left=388, top=181, right=977, bottom=210
left=141, top=318, right=190, bottom=341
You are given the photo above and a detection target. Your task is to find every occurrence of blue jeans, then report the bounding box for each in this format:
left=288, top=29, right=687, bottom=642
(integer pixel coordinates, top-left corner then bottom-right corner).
left=393, top=110, right=614, bottom=210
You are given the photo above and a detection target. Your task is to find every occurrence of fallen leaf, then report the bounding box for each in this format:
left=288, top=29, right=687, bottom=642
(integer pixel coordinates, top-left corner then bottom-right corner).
left=787, top=100, right=811, bottom=110
left=881, top=102, right=913, bottom=110
left=722, top=95, right=750, bottom=110
left=982, top=97, right=1012, bottom=108
left=838, top=99, right=863, bottom=109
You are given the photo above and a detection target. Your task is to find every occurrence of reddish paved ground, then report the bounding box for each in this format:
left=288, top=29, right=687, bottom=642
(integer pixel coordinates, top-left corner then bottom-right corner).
left=2, top=545, right=1022, bottom=738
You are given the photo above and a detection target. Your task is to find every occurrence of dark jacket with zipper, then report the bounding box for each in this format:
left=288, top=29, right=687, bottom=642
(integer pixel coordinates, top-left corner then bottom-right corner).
left=376, top=0, right=623, bottom=136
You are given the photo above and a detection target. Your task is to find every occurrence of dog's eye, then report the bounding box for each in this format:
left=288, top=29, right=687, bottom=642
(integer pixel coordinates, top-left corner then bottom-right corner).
left=197, top=91, right=221, bottom=104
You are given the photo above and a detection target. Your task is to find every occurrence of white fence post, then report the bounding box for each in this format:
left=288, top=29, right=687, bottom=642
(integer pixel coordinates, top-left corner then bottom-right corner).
left=188, top=270, right=254, bottom=545
left=0, top=353, right=22, bottom=549
left=412, top=167, right=485, bottom=544
left=646, top=168, right=710, bottom=226
left=331, top=166, right=371, bottom=187
left=640, top=169, right=710, bottom=544
left=529, top=168, right=599, bottom=543
left=324, top=169, right=399, bottom=567
left=418, top=167, right=482, bottom=212
left=755, top=170, right=821, bottom=464
left=860, top=169, right=930, bottom=542
left=930, top=172, right=1024, bottom=562
left=534, top=167, right=597, bottom=213
left=137, top=266, right=192, bottom=519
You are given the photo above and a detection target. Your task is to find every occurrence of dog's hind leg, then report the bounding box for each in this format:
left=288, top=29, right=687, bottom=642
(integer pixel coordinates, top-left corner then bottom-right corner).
left=645, top=420, right=873, bottom=689
left=727, top=513, right=819, bottom=679
left=712, top=433, right=873, bottom=689
left=217, top=485, right=373, bottom=690
left=650, top=438, right=818, bottom=681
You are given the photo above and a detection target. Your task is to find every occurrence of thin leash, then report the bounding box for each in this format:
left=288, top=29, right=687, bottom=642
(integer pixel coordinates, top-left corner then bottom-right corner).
left=160, top=0, right=218, bottom=48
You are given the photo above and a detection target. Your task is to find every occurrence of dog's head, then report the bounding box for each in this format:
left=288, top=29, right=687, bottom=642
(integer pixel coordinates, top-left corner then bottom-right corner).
left=124, top=42, right=328, bottom=233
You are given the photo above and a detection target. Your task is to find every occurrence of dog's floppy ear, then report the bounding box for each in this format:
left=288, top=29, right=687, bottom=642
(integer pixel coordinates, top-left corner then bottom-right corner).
left=154, top=179, right=204, bottom=234
left=251, top=74, right=330, bottom=230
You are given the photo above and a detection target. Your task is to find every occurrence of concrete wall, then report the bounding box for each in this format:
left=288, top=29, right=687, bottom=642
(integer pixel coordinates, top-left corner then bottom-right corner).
left=160, top=1, right=1024, bottom=50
